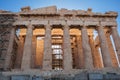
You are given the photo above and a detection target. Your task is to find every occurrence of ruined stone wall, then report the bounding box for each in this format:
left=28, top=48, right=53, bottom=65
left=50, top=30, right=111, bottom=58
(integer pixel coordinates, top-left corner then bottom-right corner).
left=0, top=12, right=17, bottom=70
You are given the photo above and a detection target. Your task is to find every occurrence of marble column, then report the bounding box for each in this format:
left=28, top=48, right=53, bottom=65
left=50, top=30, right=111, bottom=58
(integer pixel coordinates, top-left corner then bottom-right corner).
left=105, top=32, right=118, bottom=67
left=43, top=24, right=52, bottom=70
left=21, top=24, right=33, bottom=70
left=63, top=25, right=73, bottom=70
left=95, top=46, right=103, bottom=68
left=97, top=25, right=112, bottom=67
left=31, top=36, right=37, bottom=68
left=111, top=26, right=120, bottom=64
left=76, top=35, right=84, bottom=69
left=89, top=35, right=103, bottom=68
left=89, top=35, right=98, bottom=68
left=72, top=38, right=79, bottom=68
left=81, top=26, right=93, bottom=69
left=4, top=27, right=15, bottom=70
left=94, top=36, right=103, bottom=68
left=14, top=35, right=24, bottom=69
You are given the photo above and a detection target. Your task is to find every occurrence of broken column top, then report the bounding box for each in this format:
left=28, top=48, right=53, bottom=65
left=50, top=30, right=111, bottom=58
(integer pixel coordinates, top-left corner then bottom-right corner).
left=0, top=5, right=117, bottom=17
left=21, top=6, right=31, bottom=12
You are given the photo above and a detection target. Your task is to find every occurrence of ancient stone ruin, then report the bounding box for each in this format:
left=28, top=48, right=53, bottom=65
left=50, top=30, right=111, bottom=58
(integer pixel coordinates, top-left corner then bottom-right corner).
left=0, top=6, right=120, bottom=80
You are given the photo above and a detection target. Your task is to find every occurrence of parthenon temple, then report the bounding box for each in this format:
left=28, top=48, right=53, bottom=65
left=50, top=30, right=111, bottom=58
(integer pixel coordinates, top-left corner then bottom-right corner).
left=0, top=6, right=120, bottom=80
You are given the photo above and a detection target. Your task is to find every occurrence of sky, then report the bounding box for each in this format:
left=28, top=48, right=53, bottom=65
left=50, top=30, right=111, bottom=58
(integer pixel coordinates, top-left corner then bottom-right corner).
left=0, top=0, right=120, bottom=33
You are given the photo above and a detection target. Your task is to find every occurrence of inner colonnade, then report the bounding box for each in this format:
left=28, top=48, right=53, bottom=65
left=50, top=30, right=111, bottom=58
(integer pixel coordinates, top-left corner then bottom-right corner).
left=11, top=22, right=119, bottom=71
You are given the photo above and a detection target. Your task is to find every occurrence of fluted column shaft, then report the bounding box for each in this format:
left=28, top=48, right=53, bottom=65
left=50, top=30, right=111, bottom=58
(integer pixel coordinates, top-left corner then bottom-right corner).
left=14, top=36, right=24, bottom=68
left=106, top=32, right=118, bottom=67
left=81, top=26, right=93, bottom=69
left=97, top=26, right=112, bottom=67
left=43, top=24, right=52, bottom=70
left=95, top=46, right=103, bottom=68
left=89, top=35, right=98, bottom=68
left=63, top=25, right=73, bottom=70
left=31, top=36, right=37, bottom=68
left=111, top=26, right=120, bottom=63
left=72, top=39, right=78, bottom=68
left=21, top=24, right=33, bottom=70
left=76, top=35, right=84, bottom=69
left=4, top=27, right=15, bottom=70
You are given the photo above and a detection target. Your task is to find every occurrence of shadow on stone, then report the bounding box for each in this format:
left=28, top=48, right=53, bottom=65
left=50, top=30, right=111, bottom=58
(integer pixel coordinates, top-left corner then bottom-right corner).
left=11, top=75, right=30, bottom=80
left=74, top=72, right=88, bottom=80
left=88, top=73, right=103, bottom=80
left=104, top=72, right=120, bottom=80
left=32, top=75, right=44, bottom=80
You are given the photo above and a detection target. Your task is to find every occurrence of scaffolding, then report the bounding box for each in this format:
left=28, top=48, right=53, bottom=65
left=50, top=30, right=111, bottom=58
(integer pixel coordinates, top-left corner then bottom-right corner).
left=52, top=36, right=63, bottom=70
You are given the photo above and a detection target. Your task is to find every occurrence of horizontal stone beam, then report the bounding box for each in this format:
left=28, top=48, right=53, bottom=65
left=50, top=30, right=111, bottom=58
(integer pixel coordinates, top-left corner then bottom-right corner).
left=31, top=20, right=48, bottom=25
left=13, top=21, right=29, bottom=26
left=50, top=20, right=66, bottom=25
left=101, top=21, right=117, bottom=26
left=67, top=20, right=83, bottom=26
left=84, top=21, right=99, bottom=26
left=13, top=20, right=117, bottom=27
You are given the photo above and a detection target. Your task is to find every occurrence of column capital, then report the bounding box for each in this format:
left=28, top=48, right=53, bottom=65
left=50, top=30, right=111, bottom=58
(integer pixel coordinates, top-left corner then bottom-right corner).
left=62, top=24, right=70, bottom=30
left=45, top=24, right=52, bottom=30
left=111, top=26, right=117, bottom=29
left=26, top=24, right=34, bottom=29
left=82, top=26, right=87, bottom=29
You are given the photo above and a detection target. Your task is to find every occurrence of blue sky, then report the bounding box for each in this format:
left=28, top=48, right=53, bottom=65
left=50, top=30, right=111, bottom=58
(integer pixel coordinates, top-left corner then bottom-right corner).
left=0, top=0, right=120, bottom=33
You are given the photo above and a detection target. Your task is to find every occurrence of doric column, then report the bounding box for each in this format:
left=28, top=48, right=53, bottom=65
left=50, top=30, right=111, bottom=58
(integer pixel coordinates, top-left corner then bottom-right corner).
left=72, top=38, right=79, bottom=69
left=4, top=27, right=15, bottom=70
left=89, top=35, right=98, bottom=68
left=81, top=26, right=93, bottom=69
left=63, top=24, right=73, bottom=70
left=111, top=26, right=120, bottom=64
left=95, top=46, right=103, bottom=68
left=105, top=32, right=118, bottom=67
left=76, top=35, right=84, bottom=69
left=14, top=35, right=24, bottom=69
left=31, top=36, right=37, bottom=68
left=89, top=35, right=103, bottom=68
left=97, top=25, right=112, bottom=67
left=21, top=24, right=34, bottom=70
left=43, top=24, right=52, bottom=70
left=94, top=36, right=103, bottom=68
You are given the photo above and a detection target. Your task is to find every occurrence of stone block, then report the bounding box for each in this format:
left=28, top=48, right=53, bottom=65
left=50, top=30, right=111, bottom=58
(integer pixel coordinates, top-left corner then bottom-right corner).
left=13, top=21, right=29, bottom=26
left=101, top=21, right=117, bottom=26
left=88, top=73, right=103, bottom=80
left=104, top=73, right=120, bottom=80
left=32, top=75, right=44, bottom=80
left=50, top=20, right=66, bottom=25
left=11, top=75, right=30, bottom=80
left=84, top=21, right=99, bottom=26
left=0, top=76, right=11, bottom=80
left=44, top=78, right=51, bottom=80
left=67, top=20, right=83, bottom=26
left=32, top=20, right=48, bottom=25
left=64, top=77, right=74, bottom=80
left=74, top=73, right=88, bottom=80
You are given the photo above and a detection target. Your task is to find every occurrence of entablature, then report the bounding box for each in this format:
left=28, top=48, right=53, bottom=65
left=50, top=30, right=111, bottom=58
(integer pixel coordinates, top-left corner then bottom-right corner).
left=13, top=20, right=117, bottom=27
